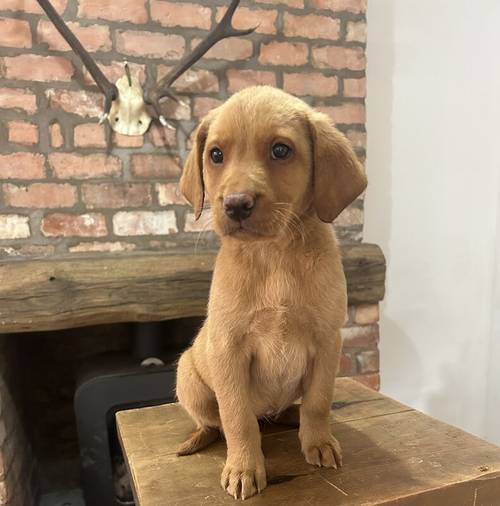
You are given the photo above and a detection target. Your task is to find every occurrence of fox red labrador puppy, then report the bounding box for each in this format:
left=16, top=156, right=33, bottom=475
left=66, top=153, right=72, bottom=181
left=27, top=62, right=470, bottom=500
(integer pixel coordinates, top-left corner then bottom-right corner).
left=176, top=86, right=367, bottom=499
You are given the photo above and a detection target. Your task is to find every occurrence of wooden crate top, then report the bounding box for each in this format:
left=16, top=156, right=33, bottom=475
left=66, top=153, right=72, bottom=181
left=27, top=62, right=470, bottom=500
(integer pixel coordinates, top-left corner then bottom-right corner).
left=116, top=378, right=500, bottom=505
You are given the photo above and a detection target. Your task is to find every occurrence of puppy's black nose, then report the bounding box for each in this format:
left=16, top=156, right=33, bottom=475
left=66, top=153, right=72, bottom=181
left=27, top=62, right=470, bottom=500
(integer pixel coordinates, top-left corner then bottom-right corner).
left=223, top=193, right=255, bottom=221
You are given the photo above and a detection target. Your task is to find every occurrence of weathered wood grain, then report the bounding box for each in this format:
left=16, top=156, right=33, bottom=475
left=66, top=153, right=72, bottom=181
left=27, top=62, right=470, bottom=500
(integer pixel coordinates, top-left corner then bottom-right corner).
left=0, top=243, right=385, bottom=334
left=342, top=242, right=385, bottom=305
left=117, top=378, right=500, bottom=506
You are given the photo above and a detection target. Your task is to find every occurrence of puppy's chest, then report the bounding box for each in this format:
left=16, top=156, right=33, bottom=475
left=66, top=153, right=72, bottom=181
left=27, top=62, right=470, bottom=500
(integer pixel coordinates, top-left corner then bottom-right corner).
left=244, top=265, right=317, bottom=342
left=248, top=308, right=312, bottom=412
left=248, top=306, right=314, bottom=374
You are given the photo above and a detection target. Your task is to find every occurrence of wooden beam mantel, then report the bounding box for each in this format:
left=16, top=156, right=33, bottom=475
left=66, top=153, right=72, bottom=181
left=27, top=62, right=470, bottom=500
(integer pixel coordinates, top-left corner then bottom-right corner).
left=0, top=243, right=385, bottom=334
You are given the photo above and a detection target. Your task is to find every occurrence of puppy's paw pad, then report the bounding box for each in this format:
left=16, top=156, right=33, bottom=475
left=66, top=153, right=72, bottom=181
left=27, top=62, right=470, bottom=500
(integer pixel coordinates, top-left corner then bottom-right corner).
left=221, top=464, right=267, bottom=500
left=302, top=436, right=342, bottom=469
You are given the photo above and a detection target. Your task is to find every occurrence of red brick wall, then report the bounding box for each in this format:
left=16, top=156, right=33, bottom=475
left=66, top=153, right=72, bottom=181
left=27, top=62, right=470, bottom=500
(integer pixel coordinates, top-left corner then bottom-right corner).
left=0, top=4, right=375, bottom=500
left=0, top=0, right=367, bottom=256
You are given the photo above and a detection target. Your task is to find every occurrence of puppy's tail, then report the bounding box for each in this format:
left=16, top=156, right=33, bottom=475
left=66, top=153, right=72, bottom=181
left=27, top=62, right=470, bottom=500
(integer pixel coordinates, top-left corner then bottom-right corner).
left=177, top=426, right=220, bottom=456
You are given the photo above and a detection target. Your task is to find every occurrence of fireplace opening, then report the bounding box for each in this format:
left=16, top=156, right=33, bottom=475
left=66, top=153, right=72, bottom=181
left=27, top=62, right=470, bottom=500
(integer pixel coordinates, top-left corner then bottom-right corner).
left=4, top=317, right=203, bottom=505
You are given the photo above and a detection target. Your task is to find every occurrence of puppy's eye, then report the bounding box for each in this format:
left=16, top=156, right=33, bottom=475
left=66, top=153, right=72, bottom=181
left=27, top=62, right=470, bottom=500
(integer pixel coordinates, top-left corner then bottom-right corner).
left=210, top=148, right=224, bottom=164
left=271, top=143, right=292, bottom=160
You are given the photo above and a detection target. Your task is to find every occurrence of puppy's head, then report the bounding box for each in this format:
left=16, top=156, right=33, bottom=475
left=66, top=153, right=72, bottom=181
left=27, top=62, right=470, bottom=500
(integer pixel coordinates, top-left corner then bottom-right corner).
left=181, top=86, right=366, bottom=240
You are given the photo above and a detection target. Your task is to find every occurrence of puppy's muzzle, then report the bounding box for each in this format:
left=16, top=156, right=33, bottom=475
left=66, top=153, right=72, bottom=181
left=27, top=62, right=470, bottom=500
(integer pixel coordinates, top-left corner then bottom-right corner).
left=223, top=193, right=255, bottom=221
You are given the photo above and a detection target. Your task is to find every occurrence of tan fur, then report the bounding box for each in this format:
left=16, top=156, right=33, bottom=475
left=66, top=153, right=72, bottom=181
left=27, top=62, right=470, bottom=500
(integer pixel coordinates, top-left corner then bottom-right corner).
left=176, top=86, right=367, bottom=500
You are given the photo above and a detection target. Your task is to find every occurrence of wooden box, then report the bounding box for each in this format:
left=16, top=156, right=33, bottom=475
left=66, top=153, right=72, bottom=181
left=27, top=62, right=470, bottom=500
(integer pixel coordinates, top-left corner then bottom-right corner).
left=116, top=378, right=500, bottom=505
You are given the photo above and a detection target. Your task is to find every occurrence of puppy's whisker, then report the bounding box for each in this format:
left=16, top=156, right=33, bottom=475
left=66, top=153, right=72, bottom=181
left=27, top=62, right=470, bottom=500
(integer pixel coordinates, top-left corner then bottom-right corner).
left=278, top=211, right=298, bottom=245
left=271, top=205, right=306, bottom=245
left=270, top=208, right=292, bottom=242
left=275, top=204, right=307, bottom=246
left=194, top=213, right=213, bottom=255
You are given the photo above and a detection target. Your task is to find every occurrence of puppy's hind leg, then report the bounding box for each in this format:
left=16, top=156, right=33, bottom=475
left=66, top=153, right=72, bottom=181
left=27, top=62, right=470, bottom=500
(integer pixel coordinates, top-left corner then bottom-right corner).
left=176, top=348, right=221, bottom=456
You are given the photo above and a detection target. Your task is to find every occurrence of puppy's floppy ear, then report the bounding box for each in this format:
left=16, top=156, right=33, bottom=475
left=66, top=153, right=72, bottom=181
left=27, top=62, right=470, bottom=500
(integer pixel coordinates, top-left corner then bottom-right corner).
left=180, top=115, right=212, bottom=220
left=308, top=111, right=367, bottom=223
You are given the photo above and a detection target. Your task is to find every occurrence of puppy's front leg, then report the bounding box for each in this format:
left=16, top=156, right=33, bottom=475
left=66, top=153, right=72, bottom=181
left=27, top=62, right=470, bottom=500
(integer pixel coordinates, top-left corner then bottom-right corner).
left=211, top=347, right=266, bottom=500
left=299, top=330, right=343, bottom=469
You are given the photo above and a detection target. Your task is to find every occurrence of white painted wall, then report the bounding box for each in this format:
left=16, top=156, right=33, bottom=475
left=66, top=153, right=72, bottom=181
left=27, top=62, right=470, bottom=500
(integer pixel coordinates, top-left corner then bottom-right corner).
left=365, top=0, right=500, bottom=444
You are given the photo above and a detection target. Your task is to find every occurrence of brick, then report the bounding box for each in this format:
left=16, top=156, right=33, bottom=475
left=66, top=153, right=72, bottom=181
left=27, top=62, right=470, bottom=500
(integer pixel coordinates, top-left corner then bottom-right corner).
left=0, top=421, right=7, bottom=447
left=47, top=89, right=103, bottom=118
left=0, top=153, right=45, bottom=180
left=151, top=1, right=211, bottom=30
left=0, top=55, right=74, bottom=82
left=0, top=482, right=10, bottom=505
left=312, top=46, right=365, bottom=70
left=0, top=244, right=55, bottom=257
left=156, top=183, right=185, bottom=206
left=174, top=70, right=219, bottom=93
left=147, top=239, right=176, bottom=249
left=7, top=121, right=38, bottom=146
left=184, top=211, right=212, bottom=232
left=159, top=98, right=191, bottom=121
left=341, top=324, right=379, bottom=348
left=50, top=123, right=64, bottom=148
left=353, top=373, right=380, bottom=391
left=0, top=17, right=31, bottom=48
left=82, top=183, right=152, bottom=209
left=338, top=352, right=355, bottom=376
left=148, top=124, right=177, bottom=147
left=158, top=66, right=219, bottom=93
left=131, top=154, right=181, bottom=179
left=216, top=6, right=277, bottom=34
left=1, top=431, right=24, bottom=477
left=192, top=37, right=253, bottom=62
left=42, top=213, right=107, bottom=237
left=346, top=130, right=366, bottom=150
left=284, top=13, right=340, bottom=40
left=113, top=210, right=178, bottom=236
left=3, top=183, right=77, bottom=208
left=193, top=97, right=222, bottom=118
left=284, top=72, right=338, bottom=97
left=313, top=0, right=366, bottom=14
left=344, top=77, right=366, bottom=98
left=356, top=350, right=379, bottom=374
left=185, top=126, right=197, bottom=150
left=347, top=21, right=367, bottom=43
left=1, top=0, right=67, bottom=14
left=83, top=61, right=146, bottom=86
left=227, top=69, right=276, bottom=93
left=37, top=20, right=111, bottom=52
left=259, top=41, right=308, bottom=66
left=0, top=88, right=37, bottom=113
left=74, top=123, right=106, bottom=148
left=113, top=133, right=144, bottom=148
left=354, top=304, right=380, bottom=325
left=69, top=241, right=136, bottom=253
left=116, top=30, right=185, bottom=59
left=78, top=0, right=148, bottom=23
left=49, top=153, right=122, bottom=179
left=335, top=206, right=363, bottom=227
left=0, top=215, right=30, bottom=239
left=318, top=103, right=365, bottom=124
left=255, top=0, right=303, bottom=7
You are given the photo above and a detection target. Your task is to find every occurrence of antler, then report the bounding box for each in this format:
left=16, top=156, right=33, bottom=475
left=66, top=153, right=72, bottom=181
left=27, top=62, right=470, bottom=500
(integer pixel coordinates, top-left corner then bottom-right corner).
left=37, top=0, right=118, bottom=121
left=145, top=0, right=256, bottom=125
left=36, top=0, right=255, bottom=133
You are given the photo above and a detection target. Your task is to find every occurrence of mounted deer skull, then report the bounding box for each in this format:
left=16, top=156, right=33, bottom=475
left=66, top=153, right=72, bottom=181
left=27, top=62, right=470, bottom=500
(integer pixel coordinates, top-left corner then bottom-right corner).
left=109, top=63, right=153, bottom=135
left=37, top=0, right=255, bottom=135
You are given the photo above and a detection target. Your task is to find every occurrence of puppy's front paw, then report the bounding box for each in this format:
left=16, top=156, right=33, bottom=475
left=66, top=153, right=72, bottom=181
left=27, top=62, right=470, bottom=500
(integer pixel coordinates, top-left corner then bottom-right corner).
left=220, top=453, right=267, bottom=500
left=301, top=433, right=342, bottom=469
